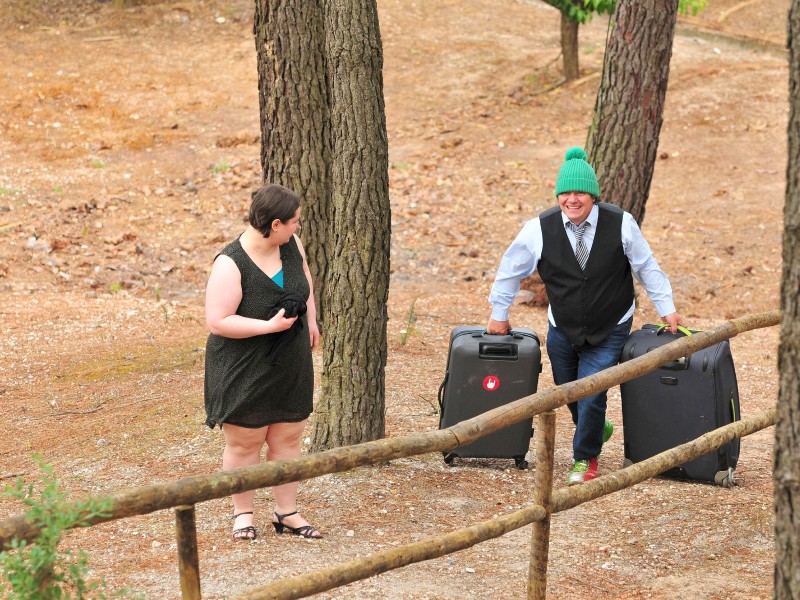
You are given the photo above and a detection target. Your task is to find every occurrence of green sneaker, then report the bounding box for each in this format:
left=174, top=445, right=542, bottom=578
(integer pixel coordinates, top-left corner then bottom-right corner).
left=567, top=458, right=598, bottom=485
left=602, top=419, right=614, bottom=444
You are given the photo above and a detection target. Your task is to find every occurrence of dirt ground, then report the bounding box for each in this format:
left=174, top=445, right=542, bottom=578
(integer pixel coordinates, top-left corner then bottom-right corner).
left=0, top=0, right=791, bottom=598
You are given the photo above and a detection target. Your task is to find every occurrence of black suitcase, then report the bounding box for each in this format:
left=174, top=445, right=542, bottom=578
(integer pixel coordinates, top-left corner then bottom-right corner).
left=438, top=327, right=542, bottom=470
left=619, top=324, right=740, bottom=486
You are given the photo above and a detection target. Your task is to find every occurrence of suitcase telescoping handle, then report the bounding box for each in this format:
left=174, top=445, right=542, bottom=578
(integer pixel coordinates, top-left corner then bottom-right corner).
left=479, top=341, right=518, bottom=360
left=476, top=328, right=536, bottom=360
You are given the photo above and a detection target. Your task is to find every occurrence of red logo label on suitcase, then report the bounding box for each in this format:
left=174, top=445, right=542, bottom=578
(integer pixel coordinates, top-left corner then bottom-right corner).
left=483, top=375, right=500, bottom=392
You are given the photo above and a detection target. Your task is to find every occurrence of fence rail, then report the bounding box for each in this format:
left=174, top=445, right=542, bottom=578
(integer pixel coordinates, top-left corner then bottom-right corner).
left=0, top=309, right=781, bottom=599
left=235, top=407, right=776, bottom=600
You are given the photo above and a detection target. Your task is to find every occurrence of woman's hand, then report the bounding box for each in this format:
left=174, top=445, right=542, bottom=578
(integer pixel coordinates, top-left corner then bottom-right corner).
left=308, top=321, right=320, bottom=350
left=267, top=308, right=298, bottom=333
left=294, top=235, right=320, bottom=350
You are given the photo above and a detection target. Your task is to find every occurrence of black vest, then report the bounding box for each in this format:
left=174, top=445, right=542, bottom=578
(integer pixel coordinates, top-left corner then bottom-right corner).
left=538, top=203, right=634, bottom=347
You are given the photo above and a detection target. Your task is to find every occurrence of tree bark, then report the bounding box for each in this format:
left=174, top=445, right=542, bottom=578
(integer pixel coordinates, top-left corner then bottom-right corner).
left=775, top=2, right=800, bottom=597
left=253, top=0, right=331, bottom=324
left=311, top=0, right=391, bottom=449
left=560, top=12, right=580, bottom=81
left=585, top=0, right=678, bottom=225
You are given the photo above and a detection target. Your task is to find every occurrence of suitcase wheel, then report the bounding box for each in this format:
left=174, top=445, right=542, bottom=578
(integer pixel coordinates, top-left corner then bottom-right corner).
left=443, top=452, right=457, bottom=466
left=714, top=468, right=736, bottom=488
left=623, top=458, right=633, bottom=468
left=514, top=457, right=528, bottom=470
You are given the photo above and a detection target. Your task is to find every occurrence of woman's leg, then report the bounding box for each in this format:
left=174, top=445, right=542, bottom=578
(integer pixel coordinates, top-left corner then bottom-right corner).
left=266, top=419, right=320, bottom=536
left=222, top=423, right=268, bottom=537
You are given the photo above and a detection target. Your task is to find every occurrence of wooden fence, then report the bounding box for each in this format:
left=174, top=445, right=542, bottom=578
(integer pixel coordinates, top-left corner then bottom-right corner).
left=0, top=309, right=781, bottom=599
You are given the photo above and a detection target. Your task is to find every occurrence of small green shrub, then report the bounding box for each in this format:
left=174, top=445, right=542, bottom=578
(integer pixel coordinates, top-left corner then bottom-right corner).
left=211, top=159, right=230, bottom=174
left=0, top=457, right=131, bottom=599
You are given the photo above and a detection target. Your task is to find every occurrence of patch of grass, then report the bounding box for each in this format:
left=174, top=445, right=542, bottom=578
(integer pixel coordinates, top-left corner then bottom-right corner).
left=211, top=159, right=230, bottom=174
left=55, top=342, right=205, bottom=385
left=398, top=298, right=419, bottom=346
left=111, top=0, right=145, bottom=8
left=1, top=1, right=45, bottom=26
left=0, top=187, right=23, bottom=199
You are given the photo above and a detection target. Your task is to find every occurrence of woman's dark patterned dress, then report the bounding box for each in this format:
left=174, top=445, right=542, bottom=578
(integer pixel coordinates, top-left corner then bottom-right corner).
left=204, top=235, right=313, bottom=428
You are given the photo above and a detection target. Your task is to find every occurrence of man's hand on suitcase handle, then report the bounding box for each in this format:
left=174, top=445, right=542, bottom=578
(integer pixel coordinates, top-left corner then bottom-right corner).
left=660, top=312, right=684, bottom=334
left=486, top=318, right=511, bottom=335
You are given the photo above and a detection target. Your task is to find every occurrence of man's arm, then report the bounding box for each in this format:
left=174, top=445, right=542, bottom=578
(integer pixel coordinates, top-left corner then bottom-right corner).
left=486, top=219, right=542, bottom=333
left=622, top=213, right=683, bottom=332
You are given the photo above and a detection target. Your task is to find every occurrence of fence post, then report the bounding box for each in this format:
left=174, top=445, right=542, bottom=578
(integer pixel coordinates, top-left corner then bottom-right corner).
left=528, top=410, right=556, bottom=599
left=175, top=504, right=202, bottom=600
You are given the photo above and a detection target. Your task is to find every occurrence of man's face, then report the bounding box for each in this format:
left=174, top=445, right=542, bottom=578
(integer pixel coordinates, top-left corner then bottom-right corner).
left=557, top=191, right=594, bottom=225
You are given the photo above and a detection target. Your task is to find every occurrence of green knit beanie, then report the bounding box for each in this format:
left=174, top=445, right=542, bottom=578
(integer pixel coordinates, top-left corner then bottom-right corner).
left=554, top=146, right=600, bottom=198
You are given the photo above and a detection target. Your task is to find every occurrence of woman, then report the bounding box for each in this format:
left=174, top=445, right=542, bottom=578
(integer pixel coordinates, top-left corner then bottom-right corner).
left=204, top=183, right=322, bottom=541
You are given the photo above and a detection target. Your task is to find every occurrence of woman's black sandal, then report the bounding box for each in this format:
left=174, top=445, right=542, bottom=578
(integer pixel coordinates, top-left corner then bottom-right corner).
left=231, top=511, right=257, bottom=541
left=272, top=511, right=322, bottom=539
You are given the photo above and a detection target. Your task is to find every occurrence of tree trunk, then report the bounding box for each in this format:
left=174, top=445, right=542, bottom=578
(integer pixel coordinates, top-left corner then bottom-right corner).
left=253, top=0, right=331, bottom=325
left=585, top=0, right=677, bottom=225
left=560, top=12, right=580, bottom=81
left=311, top=0, right=391, bottom=449
left=775, top=2, right=800, bottom=597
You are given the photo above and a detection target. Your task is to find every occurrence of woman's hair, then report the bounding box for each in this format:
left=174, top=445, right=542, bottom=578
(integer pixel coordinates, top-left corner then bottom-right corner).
left=248, top=183, right=300, bottom=237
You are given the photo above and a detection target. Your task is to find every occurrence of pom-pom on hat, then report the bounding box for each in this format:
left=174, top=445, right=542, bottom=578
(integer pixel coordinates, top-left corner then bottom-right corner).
left=554, top=146, right=600, bottom=198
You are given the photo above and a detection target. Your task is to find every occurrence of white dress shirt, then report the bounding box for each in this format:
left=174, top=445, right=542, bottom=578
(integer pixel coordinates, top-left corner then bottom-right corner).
left=488, top=204, right=677, bottom=325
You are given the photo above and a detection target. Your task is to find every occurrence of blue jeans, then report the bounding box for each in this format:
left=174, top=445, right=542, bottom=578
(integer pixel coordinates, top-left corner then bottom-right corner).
left=546, top=318, right=633, bottom=461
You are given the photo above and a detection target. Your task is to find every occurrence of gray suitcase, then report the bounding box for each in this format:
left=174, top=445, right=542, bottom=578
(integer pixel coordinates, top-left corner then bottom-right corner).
left=438, top=327, right=541, bottom=470
left=620, top=324, right=740, bottom=486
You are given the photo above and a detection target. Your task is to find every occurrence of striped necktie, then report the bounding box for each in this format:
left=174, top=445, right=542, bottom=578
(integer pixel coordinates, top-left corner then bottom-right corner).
left=569, top=221, right=589, bottom=270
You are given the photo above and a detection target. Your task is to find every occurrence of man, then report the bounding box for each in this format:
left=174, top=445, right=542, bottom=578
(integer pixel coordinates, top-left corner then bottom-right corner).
left=487, top=147, right=683, bottom=484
